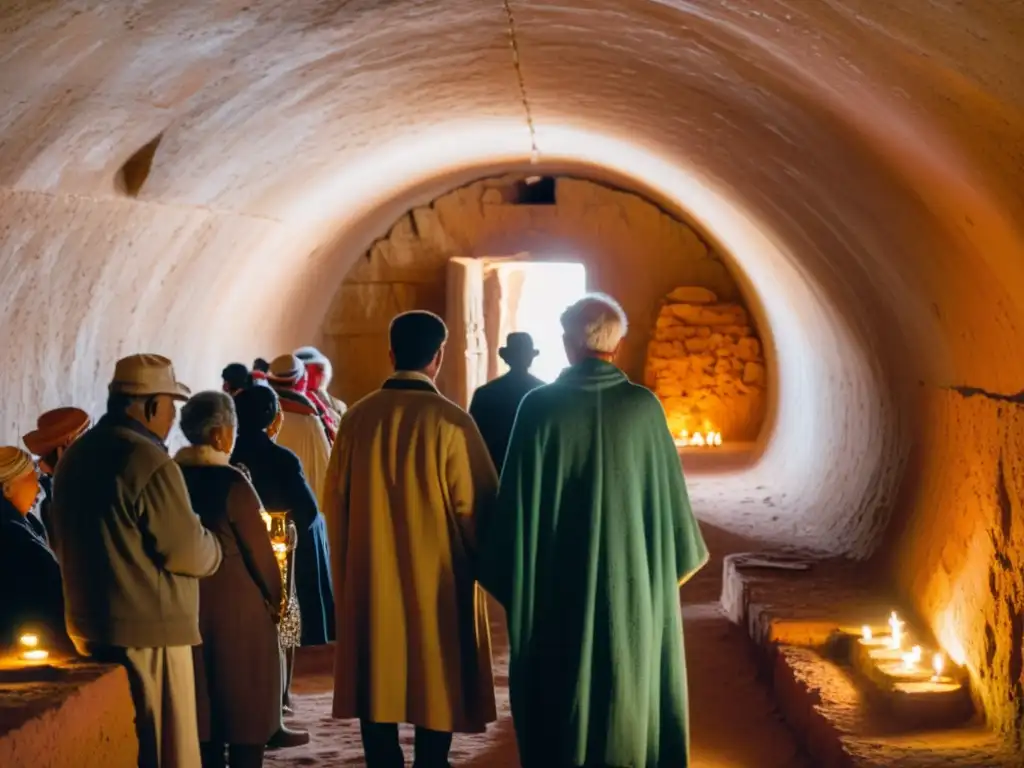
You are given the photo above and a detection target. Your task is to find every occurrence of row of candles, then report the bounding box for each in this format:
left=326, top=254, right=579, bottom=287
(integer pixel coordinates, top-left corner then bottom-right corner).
left=674, top=429, right=723, bottom=447
left=862, top=611, right=945, bottom=681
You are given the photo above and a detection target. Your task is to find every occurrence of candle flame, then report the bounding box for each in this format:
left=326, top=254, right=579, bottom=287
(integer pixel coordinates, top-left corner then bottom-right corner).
left=862, top=625, right=872, bottom=641
left=888, top=611, right=903, bottom=650
left=932, top=652, right=945, bottom=679
left=911, top=645, right=922, bottom=663
left=19, top=633, right=39, bottom=648
left=21, top=649, right=48, bottom=662
left=674, top=430, right=723, bottom=447
left=901, top=651, right=917, bottom=670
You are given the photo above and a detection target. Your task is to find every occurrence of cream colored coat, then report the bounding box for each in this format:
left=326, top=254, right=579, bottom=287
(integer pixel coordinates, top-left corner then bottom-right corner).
left=322, top=371, right=498, bottom=733
left=277, top=411, right=331, bottom=506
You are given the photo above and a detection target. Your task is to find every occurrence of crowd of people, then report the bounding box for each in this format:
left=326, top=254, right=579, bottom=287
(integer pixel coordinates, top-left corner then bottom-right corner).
left=0, top=291, right=708, bottom=768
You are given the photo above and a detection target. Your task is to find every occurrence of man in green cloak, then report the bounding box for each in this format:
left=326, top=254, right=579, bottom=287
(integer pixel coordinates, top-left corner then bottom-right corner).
left=478, top=292, right=709, bottom=768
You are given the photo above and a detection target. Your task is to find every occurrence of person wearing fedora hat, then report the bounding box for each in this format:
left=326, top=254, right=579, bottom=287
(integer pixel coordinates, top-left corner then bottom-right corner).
left=468, top=332, right=545, bottom=470
left=0, top=446, right=66, bottom=651
left=51, top=353, right=223, bottom=768
left=478, top=294, right=708, bottom=768
left=22, top=406, right=91, bottom=543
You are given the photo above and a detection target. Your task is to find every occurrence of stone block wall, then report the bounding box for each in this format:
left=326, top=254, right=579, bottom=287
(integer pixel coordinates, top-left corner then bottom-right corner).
left=644, top=287, right=766, bottom=441
left=320, top=175, right=752, bottom=405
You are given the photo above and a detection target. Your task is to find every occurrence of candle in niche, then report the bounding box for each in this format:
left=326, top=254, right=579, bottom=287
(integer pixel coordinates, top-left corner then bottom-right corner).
left=862, top=625, right=872, bottom=641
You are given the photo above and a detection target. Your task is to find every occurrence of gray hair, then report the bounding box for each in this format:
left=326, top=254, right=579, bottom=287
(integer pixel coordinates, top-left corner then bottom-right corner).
left=180, top=391, right=237, bottom=447
left=560, top=293, right=629, bottom=353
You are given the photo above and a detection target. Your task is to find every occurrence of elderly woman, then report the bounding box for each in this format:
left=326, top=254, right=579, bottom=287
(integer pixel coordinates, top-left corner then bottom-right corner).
left=0, top=446, right=65, bottom=649
left=176, top=392, right=282, bottom=768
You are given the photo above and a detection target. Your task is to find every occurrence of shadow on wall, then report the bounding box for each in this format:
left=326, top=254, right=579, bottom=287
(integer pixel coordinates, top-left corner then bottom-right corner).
left=319, top=174, right=762, bottom=409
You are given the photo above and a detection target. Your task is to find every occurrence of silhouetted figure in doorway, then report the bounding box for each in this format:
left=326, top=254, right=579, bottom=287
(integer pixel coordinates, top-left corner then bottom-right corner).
left=469, top=332, right=545, bottom=472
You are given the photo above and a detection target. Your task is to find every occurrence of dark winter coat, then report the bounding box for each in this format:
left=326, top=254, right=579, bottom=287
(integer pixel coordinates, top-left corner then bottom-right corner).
left=0, top=496, right=66, bottom=648
left=231, top=429, right=335, bottom=645
left=468, top=369, right=545, bottom=471
left=176, top=446, right=282, bottom=745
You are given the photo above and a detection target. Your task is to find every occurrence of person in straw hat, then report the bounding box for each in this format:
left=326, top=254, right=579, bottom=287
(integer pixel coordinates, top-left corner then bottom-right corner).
left=51, top=354, right=223, bottom=768
left=0, top=446, right=66, bottom=650
left=22, top=406, right=91, bottom=544
left=468, top=331, right=545, bottom=470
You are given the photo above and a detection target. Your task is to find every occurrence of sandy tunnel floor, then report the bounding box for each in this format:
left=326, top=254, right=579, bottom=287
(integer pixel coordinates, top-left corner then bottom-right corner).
left=265, top=524, right=807, bottom=768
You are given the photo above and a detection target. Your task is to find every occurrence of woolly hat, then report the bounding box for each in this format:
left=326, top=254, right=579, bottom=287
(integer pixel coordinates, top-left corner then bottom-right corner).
left=0, top=446, right=35, bottom=486
left=268, top=354, right=305, bottom=386
left=23, top=407, right=91, bottom=457
left=234, top=385, right=280, bottom=433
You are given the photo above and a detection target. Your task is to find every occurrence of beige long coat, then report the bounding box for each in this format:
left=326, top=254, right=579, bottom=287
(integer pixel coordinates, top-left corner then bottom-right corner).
left=277, top=410, right=330, bottom=504
left=322, top=371, right=498, bottom=733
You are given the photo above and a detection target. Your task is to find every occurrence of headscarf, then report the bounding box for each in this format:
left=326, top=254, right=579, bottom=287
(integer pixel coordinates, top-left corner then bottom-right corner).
left=0, top=446, right=35, bottom=486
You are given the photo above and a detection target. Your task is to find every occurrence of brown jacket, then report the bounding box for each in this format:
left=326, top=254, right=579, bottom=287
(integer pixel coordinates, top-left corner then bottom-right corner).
left=176, top=446, right=282, bottom=744
left=52, top=414, right=222, bottom=649
left=322, top=371, right=499, bottom=733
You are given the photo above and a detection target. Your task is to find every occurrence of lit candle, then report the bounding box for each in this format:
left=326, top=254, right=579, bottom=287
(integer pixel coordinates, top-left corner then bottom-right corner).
left=911, top=645, right=922, bottom=663
left=888, top=611, right=903, bottom=650
left=18, top=633, right=48, bottom=663
left=901, top=651, right=917, bottom=671
left=862, top=625, right=873, bottom=641
left=932, top=652, right=945, bottom=681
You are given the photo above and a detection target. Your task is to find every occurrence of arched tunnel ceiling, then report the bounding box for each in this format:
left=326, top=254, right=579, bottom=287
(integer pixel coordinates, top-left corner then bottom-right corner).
left=3, top=0, right=1024, bottom=561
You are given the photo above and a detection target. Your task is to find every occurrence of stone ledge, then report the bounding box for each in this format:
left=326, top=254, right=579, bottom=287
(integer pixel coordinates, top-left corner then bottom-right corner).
left=721, top=553, right=1015, bottom=767
left=0, top=662, right=137, bottom=767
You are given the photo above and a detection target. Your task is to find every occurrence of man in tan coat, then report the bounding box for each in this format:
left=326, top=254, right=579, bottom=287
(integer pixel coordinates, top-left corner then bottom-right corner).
left=52, top=354, right=223, bottom=768
left=322, top=310, right=498, bottom=767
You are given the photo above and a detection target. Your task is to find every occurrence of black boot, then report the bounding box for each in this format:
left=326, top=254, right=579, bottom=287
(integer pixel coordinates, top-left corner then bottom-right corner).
left=266, top=726, right=310, bottom=750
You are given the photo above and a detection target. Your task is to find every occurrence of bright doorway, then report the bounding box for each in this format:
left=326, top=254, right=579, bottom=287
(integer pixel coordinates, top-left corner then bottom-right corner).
left=493, top=261, right=588, bottom=382
left=442, top=256, right=588, bottom=407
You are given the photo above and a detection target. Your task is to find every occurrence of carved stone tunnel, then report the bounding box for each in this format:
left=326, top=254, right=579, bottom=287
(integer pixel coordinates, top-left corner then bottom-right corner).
left=2, top=0, right=1024, bottom=761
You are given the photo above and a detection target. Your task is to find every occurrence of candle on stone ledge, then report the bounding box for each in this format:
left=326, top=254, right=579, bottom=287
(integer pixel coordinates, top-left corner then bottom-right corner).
left=888, top=611, right=903, bottom=650
left=932, top=652, right=945, bottom=682
left=18, top=632, right=48, bottom=663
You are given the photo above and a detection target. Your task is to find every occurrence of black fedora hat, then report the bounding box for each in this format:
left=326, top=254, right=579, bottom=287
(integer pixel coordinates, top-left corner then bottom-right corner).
left=500, top=332, right=540, bottom=359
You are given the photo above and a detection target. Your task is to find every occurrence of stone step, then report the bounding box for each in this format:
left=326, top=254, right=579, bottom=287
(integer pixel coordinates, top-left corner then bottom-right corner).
left=720, top=552, right=1014, bottom=767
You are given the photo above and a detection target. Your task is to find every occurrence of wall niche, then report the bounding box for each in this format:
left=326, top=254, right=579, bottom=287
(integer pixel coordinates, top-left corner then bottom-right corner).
left=645, top=286, right=766, bottom=442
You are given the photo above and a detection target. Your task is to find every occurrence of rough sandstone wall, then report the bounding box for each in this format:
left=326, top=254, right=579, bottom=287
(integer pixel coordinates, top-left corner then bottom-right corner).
left=645, top=287, right=766, bottom=441
left=886, top=392, right=1024, bottom=741
left=319, top=175, right=751, bottom=405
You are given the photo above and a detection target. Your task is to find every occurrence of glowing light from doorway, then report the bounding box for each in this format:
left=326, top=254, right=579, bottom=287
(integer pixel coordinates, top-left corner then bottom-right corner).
left=511, top=262, right=588, bottom=382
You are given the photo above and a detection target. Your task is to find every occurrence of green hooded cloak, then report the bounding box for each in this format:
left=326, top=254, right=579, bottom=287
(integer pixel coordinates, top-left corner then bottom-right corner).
left=479, top=357, right=709, bottom=768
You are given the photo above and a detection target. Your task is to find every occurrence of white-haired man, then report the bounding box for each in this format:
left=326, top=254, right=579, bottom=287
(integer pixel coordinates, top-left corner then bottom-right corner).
left=479, top=293, right=709, bottom=768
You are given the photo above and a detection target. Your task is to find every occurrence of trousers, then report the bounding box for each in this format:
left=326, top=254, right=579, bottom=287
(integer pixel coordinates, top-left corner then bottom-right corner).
left=78, top=641, right=202, bottom=768
left=359, top=720, right=453, bottom=768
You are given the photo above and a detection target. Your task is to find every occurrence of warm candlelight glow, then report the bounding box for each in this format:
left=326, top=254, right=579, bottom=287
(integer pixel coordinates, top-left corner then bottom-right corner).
left=674, top=429, right=723, bottom=447
left=260, top=511, right=272, bottom=531
left=888, top=611, right=903, bottom=650
left=19, top=633, right=39, bottom=648
left=901, top=651, right=917, bottom=671
left=862, top=625, right=872, bottom=641
left=911, top=645, right=922, bottom=663
left=20, top=649, right=49, bottom=662
left=932, top=652, right=945, bottom=680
